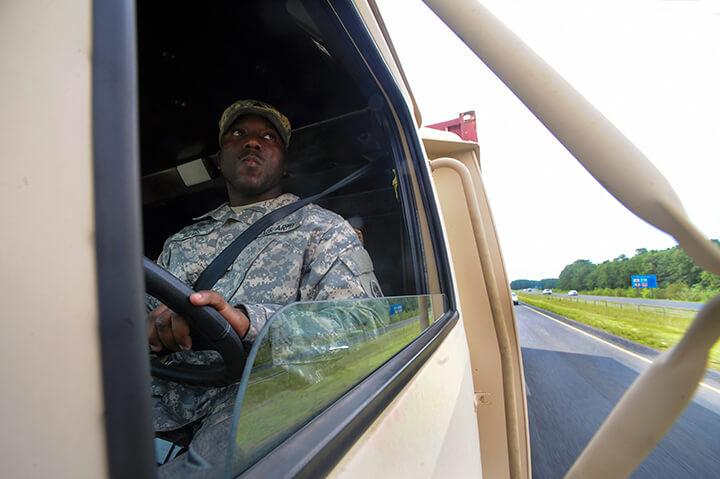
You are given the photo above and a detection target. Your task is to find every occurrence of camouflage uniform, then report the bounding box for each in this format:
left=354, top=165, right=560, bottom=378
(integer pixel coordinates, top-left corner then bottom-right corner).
left=150, top=193, right=383, bottom=432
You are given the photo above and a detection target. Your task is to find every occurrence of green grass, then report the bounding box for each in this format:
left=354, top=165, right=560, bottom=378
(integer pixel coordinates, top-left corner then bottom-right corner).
left=517, top=293, right=720, bottom=370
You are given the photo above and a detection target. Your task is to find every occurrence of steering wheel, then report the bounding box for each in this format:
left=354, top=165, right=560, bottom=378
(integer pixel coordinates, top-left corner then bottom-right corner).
left=144, top=257, right=247, bottom=386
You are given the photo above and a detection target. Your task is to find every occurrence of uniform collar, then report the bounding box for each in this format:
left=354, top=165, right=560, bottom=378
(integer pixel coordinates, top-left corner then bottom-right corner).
left=193, top=193, right=300, bottom=222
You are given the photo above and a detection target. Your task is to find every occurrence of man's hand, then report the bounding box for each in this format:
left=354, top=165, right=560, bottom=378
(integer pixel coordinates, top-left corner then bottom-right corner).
left=148, top=291, right=251, bottom=352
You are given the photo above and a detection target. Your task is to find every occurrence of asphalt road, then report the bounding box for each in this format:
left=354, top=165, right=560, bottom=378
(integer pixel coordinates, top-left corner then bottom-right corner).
left=526, top=291, right=704, bottom=310
left=516, top=303, right=720, bottom=478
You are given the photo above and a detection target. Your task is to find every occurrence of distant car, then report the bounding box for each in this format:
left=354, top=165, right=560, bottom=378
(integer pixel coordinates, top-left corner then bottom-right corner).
left=568, top=290, right=578, bottom=296
left=542, top=289, right=552, bottom=295
left=511, top=292, right=519, bottom=305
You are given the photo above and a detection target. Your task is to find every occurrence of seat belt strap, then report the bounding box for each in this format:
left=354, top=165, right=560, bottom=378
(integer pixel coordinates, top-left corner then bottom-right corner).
left=194, top=161, right=378, bottom=291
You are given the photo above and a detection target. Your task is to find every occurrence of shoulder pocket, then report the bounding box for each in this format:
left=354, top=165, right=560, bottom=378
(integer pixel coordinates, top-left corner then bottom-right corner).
left=340, top=248, right=374, bottom=276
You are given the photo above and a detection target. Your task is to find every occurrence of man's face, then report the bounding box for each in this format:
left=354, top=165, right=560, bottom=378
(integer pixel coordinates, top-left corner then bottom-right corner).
left=217, top=115, right=287, bottom=205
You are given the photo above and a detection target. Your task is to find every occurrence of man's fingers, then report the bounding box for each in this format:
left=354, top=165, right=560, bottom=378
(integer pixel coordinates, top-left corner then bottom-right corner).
left=149, top=292, right=245, bottom=353
left=189, top=290, right=232, bottom=313
left=190, top=290, right=250, bottom=338
left=170, top=312, right=192, bottom=351
left=148, top=306, right=170, bottom=352
left=155, top=308, right=179, bottom=351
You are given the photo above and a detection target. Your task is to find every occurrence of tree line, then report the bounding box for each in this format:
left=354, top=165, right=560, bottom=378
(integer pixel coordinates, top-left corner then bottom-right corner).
left=511, top=241, right=720, bottom=301
left=510, top=278, right=559, bottom=290
left=554, top=240, right=720, bottom=301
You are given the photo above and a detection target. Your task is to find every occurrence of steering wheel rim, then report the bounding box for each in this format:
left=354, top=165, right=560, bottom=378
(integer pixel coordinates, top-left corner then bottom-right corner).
left=144, top=257, right=247, bottom=386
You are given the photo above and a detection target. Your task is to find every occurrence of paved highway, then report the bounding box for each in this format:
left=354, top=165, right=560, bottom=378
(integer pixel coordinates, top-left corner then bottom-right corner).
left=516, top=303, right=720, bottom=478
left=525, top=291, right=704, bottom=310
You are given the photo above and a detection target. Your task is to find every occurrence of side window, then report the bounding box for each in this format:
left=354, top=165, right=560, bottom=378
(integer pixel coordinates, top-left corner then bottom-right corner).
left=140, top=0, right=455, bottom=475
left=227, top=294, right=445, bottom=475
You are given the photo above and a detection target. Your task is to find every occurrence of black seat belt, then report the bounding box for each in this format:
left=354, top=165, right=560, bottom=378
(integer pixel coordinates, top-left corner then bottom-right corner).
left=194, top=161, right=379, bottom=291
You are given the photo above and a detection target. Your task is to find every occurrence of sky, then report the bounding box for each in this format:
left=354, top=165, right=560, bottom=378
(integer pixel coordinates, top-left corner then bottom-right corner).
left=375, top=0, right=720, bottom=282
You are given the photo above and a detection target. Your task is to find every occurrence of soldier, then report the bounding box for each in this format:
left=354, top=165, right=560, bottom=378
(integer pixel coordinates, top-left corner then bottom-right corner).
left=148, top=99, right=384, bottom=443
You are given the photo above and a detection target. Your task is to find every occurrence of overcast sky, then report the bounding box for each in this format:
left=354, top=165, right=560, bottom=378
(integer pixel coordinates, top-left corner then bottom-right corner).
left=376, top=0, right=720, bottom=282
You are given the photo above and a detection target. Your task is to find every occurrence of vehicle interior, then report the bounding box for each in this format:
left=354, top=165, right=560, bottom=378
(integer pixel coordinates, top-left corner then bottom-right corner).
left=139, top=0, right=427, bottom=297
left=137, top=0, right=451, bottom=475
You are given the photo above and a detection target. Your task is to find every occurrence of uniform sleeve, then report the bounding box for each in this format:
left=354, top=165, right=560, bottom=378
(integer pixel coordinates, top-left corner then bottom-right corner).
left=300, top=220, right=383, bottom=301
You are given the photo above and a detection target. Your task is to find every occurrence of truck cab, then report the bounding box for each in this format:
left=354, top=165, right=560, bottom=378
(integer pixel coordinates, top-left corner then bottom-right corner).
left=2, top=1, right=526, bottom=477
left=3, top=0, right=718, bottom=478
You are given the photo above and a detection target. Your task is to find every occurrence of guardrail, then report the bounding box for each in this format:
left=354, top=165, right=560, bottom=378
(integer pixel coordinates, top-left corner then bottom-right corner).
left=522, top=294, right=696, bottom=319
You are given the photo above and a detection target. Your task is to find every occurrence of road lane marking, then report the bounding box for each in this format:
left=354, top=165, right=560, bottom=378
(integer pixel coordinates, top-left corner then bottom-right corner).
left=522, top=305, right=720, bottom=396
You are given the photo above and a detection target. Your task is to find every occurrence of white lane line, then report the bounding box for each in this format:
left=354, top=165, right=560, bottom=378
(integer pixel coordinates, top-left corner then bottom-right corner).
left=522, top=305, right=720, bottom=396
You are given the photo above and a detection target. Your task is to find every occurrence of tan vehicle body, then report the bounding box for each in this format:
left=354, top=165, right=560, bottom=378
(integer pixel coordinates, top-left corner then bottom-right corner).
left=2, top=0, right=718, bottom=478
left=1, top=1, right=109, bottom=478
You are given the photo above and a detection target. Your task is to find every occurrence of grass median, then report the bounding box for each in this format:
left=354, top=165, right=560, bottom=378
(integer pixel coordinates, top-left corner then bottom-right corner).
left=517, top=293, right=720, bottom=371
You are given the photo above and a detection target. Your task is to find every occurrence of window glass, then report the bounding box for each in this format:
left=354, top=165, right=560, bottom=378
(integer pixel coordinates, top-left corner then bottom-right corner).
left=224, top=294, right=445, bottom=476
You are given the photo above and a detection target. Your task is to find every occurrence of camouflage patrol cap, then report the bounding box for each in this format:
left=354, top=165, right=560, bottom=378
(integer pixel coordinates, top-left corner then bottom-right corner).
left=218, top=99, right=291, bottom=148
